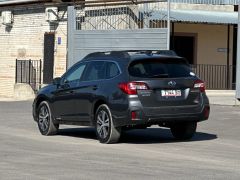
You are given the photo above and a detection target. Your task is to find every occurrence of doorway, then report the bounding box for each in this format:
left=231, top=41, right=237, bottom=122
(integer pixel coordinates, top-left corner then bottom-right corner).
left=171, top=35, right=196, bottom=64
left=43, top=32, right=55, bottom=84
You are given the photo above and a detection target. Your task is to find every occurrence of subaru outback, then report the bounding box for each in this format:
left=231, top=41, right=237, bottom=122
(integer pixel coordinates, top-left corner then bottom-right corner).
left=32, top=50, right=210, bottom=144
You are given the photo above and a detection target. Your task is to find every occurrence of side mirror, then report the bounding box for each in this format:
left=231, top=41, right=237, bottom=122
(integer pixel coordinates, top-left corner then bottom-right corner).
left=53, top=77, right=61, bottom=86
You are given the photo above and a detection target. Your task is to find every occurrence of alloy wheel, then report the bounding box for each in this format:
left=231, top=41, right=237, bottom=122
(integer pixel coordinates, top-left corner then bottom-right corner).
left=38, top=105, right=50, bottom=132
left=96, top=110, right=110, bottom=139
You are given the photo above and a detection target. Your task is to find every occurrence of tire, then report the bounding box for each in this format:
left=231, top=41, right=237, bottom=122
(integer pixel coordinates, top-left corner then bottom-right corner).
left=170, top=122, right=197, bottom=140
left=95, top=104, right=121, bottom=144
left=37, top=101, right=59, bottom=136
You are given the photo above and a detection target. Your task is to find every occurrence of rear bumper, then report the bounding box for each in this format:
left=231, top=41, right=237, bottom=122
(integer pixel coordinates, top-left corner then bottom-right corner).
left=113, top=104, right=210, bottom=127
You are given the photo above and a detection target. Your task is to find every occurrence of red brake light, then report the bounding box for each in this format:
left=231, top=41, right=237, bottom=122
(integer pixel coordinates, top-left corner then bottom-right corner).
left=194, top=80, right=206, bottom=92
left=118, top=82, right=149, bottom=95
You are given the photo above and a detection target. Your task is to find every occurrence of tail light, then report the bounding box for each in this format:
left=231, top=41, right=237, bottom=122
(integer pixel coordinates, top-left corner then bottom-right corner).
left=194, top=80, right=206, bottom=92
left=118, top=82, right=149, bottom=95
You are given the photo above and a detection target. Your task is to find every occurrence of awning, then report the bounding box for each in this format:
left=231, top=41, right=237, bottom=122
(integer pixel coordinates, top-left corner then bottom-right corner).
left=149, top=9, right=238, bottom=24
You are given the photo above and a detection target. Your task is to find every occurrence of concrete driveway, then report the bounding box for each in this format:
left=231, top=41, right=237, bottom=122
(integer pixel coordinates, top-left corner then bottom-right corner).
left=0, top=101, right=239, bottom=180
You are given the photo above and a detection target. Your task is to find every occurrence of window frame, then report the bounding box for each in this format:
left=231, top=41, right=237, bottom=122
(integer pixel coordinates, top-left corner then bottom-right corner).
left=81, top=60, right=122, bottom=82
left=105, top=61, right=121, bottom=79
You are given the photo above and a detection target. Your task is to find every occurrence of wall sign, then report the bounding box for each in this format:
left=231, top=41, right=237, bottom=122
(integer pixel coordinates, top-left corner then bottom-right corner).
left=58, top=37, right=62, bottom=45
left=217, top=48, right=228, bottom=53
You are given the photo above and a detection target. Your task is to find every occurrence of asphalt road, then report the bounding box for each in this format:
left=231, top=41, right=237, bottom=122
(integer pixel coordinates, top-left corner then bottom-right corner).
left=0, top=101, right=240, bottom=180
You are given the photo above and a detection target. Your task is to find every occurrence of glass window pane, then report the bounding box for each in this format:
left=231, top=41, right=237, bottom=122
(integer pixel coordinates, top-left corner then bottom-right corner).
left=66, top=64, right=86, bottom=82
left=83, top=61, right=105, bottom=81
left=128, top=58, right=192, bottom=78
left=106, top=62, right=120, bottom=79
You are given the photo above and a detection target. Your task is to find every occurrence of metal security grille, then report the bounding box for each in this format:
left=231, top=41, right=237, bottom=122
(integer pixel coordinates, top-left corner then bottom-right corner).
left=68, top=1, right=170, bottom=67
left=15, top=59, right=42, bottom=92
left=75, top=2, right=169, bottom=30
left=190, top=64, right=236, bottom=90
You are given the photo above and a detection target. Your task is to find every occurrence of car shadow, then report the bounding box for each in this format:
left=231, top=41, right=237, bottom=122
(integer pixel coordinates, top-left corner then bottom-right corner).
left=58, top=127, right=96, bottom=140
left=57, top=127, right=217, bottom=144
left=120, top=128, right=217, bottom=144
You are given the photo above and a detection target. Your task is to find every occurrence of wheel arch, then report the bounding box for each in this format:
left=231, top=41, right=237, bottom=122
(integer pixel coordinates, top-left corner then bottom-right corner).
left=36, top=95, right=50, bottom=109
left=92, top=99, right=108, bottom=124
left=34, top=95, right=51, bottom=118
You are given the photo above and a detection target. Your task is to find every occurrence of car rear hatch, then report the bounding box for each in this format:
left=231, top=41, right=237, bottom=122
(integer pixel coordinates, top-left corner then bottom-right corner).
left=128, top=57, right=204, bottom=116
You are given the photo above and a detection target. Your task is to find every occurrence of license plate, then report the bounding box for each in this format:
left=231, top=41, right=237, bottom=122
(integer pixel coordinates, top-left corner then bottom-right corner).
left=161, top=90, right=181, bottom=97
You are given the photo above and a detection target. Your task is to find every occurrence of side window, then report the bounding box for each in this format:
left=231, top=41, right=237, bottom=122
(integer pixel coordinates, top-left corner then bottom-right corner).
left=106, top=62, right=120, bottom=79
left=83, top=61, right=105, bottom=81
left=64, top=63, right=86, bottom=83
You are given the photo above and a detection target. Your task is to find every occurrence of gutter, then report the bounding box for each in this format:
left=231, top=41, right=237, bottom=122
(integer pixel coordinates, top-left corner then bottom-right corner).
left=0, top=0, right=51, bottom=6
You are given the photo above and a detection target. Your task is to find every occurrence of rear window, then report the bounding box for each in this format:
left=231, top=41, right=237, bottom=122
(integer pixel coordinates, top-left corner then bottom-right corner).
left=128, top=58, right=193, bottom=78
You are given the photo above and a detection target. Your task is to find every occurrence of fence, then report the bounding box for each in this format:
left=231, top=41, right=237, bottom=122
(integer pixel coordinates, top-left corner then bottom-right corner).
left=15, top=59, right=42, bottom=92
left=190, top=64, right=236, bottom=90
left=69, top=2, right=169, bottom=66
left=14, top=59, right=235, bottom=91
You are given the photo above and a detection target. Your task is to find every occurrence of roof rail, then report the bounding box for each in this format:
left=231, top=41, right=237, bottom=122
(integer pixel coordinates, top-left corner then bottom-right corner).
left=83, top=50, right=178, bottom=60
left=119, top=50, right=177, bottom=56
left=83, top=51, right=130, bottom=60
left=83, top=52, right=106, bottom=59
left=156, top=50, right=177, bottom=56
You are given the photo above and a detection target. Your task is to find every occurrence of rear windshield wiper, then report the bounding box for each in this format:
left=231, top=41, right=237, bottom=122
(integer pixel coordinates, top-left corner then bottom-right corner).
left=148, top=73, right=169, bottom=78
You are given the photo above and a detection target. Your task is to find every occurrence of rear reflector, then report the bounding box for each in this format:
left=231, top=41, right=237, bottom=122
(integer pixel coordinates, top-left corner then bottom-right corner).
left=204, top=106, right=210, bottom=119
left=118, top=82, right=149, bottom=95
left=194, top=80, right=206, bottom=92
left=131, top=111, right=137, bottom=121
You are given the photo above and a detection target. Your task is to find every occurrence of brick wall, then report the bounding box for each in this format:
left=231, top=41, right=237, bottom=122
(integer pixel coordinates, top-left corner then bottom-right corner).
left=0, top=6, right=67, bottom=97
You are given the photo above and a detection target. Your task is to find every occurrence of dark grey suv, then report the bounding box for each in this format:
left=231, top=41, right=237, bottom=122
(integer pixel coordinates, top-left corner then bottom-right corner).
left=33, top=50, right=210, bottom=144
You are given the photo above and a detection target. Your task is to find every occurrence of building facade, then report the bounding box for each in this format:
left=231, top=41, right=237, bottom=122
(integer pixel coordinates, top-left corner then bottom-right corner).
left=0, top=0, right=69, bottom=97
left=0, top=0, right=238, bottom=97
